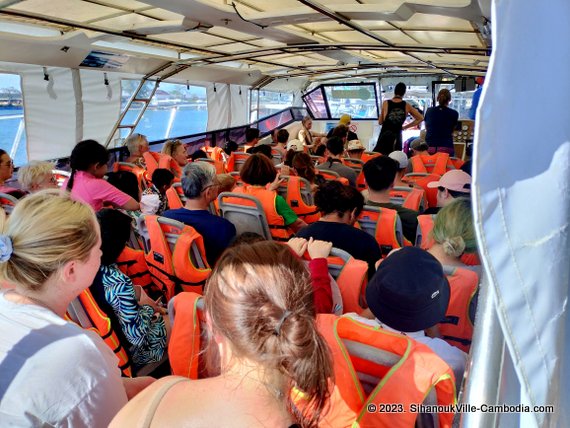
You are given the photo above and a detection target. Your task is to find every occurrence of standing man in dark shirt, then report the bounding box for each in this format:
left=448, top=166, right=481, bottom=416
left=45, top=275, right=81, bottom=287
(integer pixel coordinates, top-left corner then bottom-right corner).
left=424, top=89, right=459, bottom=156
left=296, top=181, right=381, bottom=278
left=362, top=155, right=419, bottom=244
left=162, top=162, right=236, bottom=266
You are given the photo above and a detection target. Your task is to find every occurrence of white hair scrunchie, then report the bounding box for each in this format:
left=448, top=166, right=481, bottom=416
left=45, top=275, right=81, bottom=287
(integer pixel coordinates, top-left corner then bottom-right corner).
left=0, top=235, right=13, bottom=262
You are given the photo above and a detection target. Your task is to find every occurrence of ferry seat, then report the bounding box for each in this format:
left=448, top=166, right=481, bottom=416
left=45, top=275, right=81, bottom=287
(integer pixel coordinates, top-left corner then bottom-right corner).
left=228, top=152, right=251, bottom=172
left=138, top=215, right=211, bottom=302
left=326, top=248, right=368, bottom=315
left=438, top=266, right=479, bottom=354
left=356, top=205, right=408, bottom=257
left=195, top=157, right=225, bottom=174
left=389, top=186, right=426, bottom=212
left=402, top=172, right=440, bottom=208
left=113, top=161, right=149, bottom=193
left=342, top=158, right=364, bottom=174
left=279, top=175, right=320, bottom=224
left=318, top=169, right=350, bottom=186
left=167, top=292, right=205, bottom=379
left=166, top=182, right=186, bottom=210
left=271, top=149, right=283, bottom=166
left=217, top=192, right=272, bottom=240
left=416, top=215, right=481, bottom=267
left=52, top=169, right=70, bottom=188
left=361, top=151, right=382, bottom=163
left=66, top=288, right=132, bottom=377
left=143, top=151, right=183, bottom=178
left=298, top=314, right=456, bottom=428
left=0, top=192, right=19, bottom=215
left=310, top=155, right=323, bottom=165
left=228, top=171, right=244, bottom=187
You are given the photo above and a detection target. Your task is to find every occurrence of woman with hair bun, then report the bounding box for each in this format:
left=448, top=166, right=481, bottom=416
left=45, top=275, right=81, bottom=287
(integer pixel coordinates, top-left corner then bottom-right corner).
left=0, top=191, right=152, bottom=426
left=111, top=241, right=333, bottom=428
left=428, top=197, right=479, bottom=273
left=424, top=88, right=459, bottom=156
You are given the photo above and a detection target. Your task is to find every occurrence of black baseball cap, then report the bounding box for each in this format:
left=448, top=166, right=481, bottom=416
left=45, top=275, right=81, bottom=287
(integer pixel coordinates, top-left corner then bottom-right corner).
left=365, top=247, right=450, bottom=332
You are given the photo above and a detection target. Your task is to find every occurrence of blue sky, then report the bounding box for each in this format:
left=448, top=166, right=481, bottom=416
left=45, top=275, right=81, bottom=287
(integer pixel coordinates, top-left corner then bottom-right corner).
left=0, top=73, right=21, bottom=89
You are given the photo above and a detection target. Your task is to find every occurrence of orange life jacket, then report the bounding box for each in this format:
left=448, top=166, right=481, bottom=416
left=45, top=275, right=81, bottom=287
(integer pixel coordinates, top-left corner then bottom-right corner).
left=116, top=246, right=155, bottom=293
left=402, top=173, right=440, bottom=208
left=165, top=183, right=186, bottom=210
left=439, top=267, right=479, bottom=353
left=67, top=289, right=132, bottom=377
left=301, top=315, right=456, bottom=428
left=361, top=151, right=381, bottom=163
left=284, top=176, right=320, bottom=224
left=389, top=186, right=426, bottom=212
left=326, top=253, right=368, bottom=314
left=143, top=215, right=211, bottom=301
left=143, top=151, right=183, bottom=178
left=113, top=162, right=148, bottom=193
left=410, top=153, right=451, bottom=176
left=449, top=157, right=465, bottom=170
left=232, top=185, right=292, bottom=241
left=208, top=146, right=225, bottom=162
left=0, top=192, right=18, bottom=215
left=357, top=206, right=409, bottom=256
left=318, top=170, right=350, bottom=186
left=227, top=152, right=251, bottom=172
left=416, top=214, right=437, bottom=250
left=168, top=292, right=204, bottom=379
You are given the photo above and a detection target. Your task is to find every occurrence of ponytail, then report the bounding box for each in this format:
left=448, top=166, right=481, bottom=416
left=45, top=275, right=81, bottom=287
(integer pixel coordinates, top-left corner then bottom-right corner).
left=205, top=242, right=333, bottom=427
left=66, top=168, right=76, bottom=191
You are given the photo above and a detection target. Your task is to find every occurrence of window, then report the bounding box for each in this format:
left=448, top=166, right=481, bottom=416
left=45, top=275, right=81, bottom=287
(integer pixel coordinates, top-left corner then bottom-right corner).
left=250, top=90, right=293, bottom=122
left=0, top=73, right=27, bottom=166
left=324, top=84, right=378, bottom=119
left=121, top=80, right=207, bottom=141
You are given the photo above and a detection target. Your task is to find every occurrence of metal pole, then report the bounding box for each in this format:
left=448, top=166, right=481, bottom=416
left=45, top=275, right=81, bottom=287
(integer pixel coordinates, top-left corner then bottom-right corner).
left=460, top=275, right=505, bottom=428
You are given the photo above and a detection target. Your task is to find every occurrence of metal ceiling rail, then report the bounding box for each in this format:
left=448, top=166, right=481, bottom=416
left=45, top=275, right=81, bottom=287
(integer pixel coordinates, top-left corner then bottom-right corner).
left=175, top=43, right=489, bottom=67
left=295, top=0, right=456, bottom=76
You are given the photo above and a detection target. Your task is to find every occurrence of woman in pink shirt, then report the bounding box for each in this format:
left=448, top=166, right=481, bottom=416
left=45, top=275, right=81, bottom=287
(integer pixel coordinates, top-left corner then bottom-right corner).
left=65, top=140, right=139, bottom=212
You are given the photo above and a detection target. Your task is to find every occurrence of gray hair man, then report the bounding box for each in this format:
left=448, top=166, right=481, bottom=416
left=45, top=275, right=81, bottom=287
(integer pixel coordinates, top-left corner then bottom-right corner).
left=162, top=162, right=236, bottom=265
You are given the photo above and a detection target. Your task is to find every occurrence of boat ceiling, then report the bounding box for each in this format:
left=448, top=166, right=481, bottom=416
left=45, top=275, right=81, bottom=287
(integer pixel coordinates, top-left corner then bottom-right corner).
left=0, top=0, right=491, bottom=88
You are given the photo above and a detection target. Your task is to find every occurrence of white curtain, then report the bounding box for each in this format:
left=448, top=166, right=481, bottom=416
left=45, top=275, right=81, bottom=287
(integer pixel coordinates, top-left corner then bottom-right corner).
left=229, top=84, right=248, bottom=127
left=21, top=66, right=77, bottom=161
left=80, top=69, right=121, bottom=146
left=206, top=83, right=230, bottom=131
left=473, top=1, right=570, bottom=426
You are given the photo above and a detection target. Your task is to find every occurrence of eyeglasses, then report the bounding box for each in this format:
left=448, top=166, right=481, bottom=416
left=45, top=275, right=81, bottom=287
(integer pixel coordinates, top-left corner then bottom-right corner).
left=0, top=161, right=13, bottom=168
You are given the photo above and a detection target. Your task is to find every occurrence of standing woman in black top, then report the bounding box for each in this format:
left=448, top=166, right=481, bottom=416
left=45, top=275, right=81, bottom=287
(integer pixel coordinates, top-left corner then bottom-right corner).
left=374, top=82, right=424, bottom=153
left=424, top=88, right=459, bottom=156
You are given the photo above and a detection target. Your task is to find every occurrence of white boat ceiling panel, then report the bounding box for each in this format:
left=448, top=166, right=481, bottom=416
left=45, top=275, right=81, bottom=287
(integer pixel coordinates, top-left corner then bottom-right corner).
left=8, top=0, right=119, bottom=22
left=407, top=30, right=483, bottom=47
left=394, top=13, right=474, bottom=31
left=0, top=0, right=489, bottom=85
left=152, top=31, right=228, bottom=47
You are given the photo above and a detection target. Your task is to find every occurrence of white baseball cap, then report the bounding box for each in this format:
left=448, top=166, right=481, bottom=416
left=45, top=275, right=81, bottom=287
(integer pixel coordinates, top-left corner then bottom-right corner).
left=389, top=151, right=409, bottom=169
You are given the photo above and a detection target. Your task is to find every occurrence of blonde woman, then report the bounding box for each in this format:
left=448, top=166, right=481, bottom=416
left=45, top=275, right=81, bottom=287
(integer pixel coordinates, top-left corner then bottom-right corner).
left=161, top=139, right=188, bottom=168
left=0, top=191, right=153, bottom=426
left=111, top=241, right=332, bottom=428
left=17, top=161, right=57, bottom=193
left=428, top=197, right=480, bottom=274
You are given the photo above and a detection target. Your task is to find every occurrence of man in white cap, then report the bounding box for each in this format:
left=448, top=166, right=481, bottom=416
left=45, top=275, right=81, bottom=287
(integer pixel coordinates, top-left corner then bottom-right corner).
left=424, top=169, right=471, bottom=215
left=346, top=140, right=366, bottom=160
left=388, top=150, right=410, bottom=187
